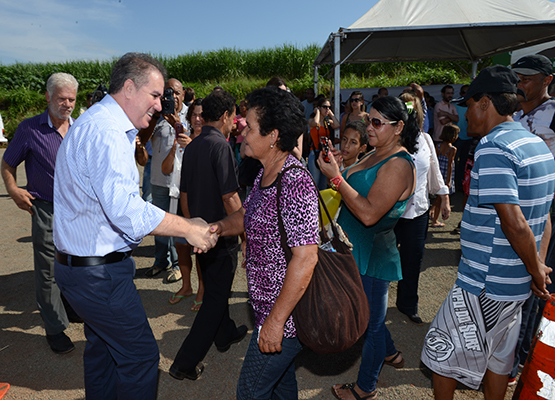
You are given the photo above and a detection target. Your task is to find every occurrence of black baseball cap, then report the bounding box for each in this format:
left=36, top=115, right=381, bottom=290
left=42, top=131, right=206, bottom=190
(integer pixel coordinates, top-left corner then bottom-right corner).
left=453, top=65, right=523, bottom=106
left=512, top=54, right=553, bottom=76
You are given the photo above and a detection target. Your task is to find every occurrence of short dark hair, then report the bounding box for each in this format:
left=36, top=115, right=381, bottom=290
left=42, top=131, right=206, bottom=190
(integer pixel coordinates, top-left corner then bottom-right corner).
left=266, top=76, right=287, bottom=88
left=344, top=120, right=369, bottom=147
left=109, top=52, right=167, bottom=95
left=371, top=96, right=419, bottom=154
left=471, top=92, right=520, bottom=116
left=441, top=85, right=454, bottom=94
left=246, top=86, right=305, bottom=153
left=184, top=87, right=195, bottom=103
left=439, top=123, right=460, bottom=143
left=202, top=90, right=236, bottom=123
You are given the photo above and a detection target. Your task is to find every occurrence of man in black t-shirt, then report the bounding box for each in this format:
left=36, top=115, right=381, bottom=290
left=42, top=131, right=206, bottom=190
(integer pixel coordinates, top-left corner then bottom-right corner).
left=169, top=90, right=247, bottom=381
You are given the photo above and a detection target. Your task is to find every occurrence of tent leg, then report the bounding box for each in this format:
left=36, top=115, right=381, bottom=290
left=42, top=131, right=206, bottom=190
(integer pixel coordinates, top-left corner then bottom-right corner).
left=314, top=66, right=319, bottom=96
left=333, top=33, right=341, bottom=146
left=472, top=60, right=478, bottom=79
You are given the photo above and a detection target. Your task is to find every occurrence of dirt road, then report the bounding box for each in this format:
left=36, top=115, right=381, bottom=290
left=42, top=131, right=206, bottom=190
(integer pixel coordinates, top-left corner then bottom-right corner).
left=0, top=149, right=518, bottom=399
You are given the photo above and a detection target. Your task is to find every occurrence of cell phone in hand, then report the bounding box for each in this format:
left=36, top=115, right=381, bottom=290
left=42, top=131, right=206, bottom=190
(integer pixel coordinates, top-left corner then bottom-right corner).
left=175, top=123, right=184, bottom=138
left=320, top=137, right=330, bottom=163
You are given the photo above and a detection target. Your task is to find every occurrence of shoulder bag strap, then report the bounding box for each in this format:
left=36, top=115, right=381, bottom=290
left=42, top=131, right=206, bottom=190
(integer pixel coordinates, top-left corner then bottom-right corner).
left=276, top=165, right=341, bottom=259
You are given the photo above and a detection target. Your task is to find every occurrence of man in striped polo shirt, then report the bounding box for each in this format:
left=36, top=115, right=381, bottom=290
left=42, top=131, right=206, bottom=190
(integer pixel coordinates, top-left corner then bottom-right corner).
left=1, top=73, right=80, bottom=354
left=421, top=66, right=555, bottom=400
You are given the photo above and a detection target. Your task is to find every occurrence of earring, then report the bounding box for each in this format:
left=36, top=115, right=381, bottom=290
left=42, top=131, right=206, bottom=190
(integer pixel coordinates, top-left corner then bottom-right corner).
left=270, top=143, right=274, bottom=148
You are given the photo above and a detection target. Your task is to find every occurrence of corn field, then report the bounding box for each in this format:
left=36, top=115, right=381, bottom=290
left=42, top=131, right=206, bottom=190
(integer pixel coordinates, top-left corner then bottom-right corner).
left=0, top=44, right=479, bottom=139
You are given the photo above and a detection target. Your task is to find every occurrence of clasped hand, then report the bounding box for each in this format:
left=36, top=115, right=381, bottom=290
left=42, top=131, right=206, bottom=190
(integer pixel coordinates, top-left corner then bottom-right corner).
left=186, top=217, right=219, bottom=254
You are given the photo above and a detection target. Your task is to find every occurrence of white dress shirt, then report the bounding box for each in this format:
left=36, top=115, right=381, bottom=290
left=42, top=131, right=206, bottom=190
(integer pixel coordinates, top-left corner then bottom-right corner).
left=401, top=132, right=449, bottom=219
left=53, top=95, right=165, bottom=256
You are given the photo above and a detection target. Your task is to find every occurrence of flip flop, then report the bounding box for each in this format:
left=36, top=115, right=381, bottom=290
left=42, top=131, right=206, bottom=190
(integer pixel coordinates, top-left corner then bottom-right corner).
left=384, top=351, right=405, bottom=368
left=430, top=222, right=445, bottom=227
left=168, top=292, right=192, bottom=305
left=332, top=383, right=377, bottom=400
left=191, top=300, right=202, bottom=312
left=0, top=383, right=10, bottom=400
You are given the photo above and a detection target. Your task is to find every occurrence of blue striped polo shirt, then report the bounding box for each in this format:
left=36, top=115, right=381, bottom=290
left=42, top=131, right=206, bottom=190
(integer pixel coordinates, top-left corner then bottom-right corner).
left=456, top=121, right=555, bottom=301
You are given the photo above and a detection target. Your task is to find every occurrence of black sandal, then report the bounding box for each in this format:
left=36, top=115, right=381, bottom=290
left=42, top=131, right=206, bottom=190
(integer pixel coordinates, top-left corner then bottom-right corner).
left=332, top=383, right=377, bottom=400
left=384, top=351, right=405, bottom=368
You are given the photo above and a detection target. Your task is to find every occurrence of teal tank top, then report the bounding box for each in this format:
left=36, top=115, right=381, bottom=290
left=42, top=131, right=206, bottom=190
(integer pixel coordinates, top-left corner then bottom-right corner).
left=337, top=151, right=413, bottom=281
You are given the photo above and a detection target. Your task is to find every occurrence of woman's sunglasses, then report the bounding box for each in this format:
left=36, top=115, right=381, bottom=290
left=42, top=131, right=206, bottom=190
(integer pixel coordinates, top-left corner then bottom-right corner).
left=370, top=118, right=398, bottom=129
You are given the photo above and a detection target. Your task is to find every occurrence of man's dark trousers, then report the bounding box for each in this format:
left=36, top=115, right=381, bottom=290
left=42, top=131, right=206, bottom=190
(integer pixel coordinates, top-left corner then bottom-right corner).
left=55, top=257, right=159, bottom=400
left=172, top=247, right=240, bottom=372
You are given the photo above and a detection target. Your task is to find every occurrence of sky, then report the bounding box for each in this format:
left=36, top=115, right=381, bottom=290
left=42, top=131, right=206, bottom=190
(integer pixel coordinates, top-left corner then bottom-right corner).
left=0, top=0, right=380, bottom=65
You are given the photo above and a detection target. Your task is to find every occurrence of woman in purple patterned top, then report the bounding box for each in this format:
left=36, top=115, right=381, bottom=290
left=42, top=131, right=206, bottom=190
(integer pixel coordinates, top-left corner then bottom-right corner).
left=211, top=87, right=319, bottom=399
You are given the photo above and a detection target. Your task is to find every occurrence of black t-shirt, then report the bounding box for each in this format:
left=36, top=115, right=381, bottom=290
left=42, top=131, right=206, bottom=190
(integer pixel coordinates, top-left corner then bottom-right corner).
left=181, top=125, right=239, bottom=254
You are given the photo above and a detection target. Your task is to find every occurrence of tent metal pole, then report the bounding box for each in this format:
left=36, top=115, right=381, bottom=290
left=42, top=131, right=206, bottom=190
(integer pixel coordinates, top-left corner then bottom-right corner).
left=472, top=60, right=478, bottom=78
left=314, top=66, right=319, bottom=96
left=334, top=33, right=341, bottom=143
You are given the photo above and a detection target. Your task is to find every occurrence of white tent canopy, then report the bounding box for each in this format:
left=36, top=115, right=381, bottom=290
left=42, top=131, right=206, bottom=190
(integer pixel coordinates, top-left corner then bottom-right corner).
left=314, top=0, right=555, bottom=127
left=315, top=0, right=555, bottom=65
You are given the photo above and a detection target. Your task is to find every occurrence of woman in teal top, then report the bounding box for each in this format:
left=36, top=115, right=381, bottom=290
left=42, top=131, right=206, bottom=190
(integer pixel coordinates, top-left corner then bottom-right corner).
left=319, top=96, right=418, bottom=400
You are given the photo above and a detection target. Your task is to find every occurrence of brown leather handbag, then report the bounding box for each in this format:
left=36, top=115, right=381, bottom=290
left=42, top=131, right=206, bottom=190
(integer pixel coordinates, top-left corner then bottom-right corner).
left=277, top=165, right=370, bottom=354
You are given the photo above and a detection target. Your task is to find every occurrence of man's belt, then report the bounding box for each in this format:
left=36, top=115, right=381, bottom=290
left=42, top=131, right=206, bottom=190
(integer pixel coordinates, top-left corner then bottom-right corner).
left=55, top=250, right=133, bottom=267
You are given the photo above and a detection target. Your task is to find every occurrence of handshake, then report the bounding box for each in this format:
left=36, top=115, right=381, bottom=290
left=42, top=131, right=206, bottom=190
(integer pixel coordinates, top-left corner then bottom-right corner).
left=184, top=218, right=227, bottom=254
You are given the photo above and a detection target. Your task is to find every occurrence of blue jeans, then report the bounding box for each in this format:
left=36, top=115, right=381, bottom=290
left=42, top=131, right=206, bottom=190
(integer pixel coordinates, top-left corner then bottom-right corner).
left=307, top=151, right=328, bottom=191
left=237, top=328, right=302, bottom=400
left=151, top=185, right=177, bottom=269
left=394, top=211, right=429, bottom=315
left=357, top=275, right=397, bottom=393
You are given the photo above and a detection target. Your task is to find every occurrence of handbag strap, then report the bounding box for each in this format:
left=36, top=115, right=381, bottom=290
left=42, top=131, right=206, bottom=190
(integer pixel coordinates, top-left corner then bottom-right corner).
left=276, top=165, right=341, bottom=260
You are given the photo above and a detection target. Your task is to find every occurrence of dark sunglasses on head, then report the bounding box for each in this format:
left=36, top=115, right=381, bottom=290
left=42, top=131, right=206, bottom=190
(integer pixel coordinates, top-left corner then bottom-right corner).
left=350, top=98, right=362, bottom=103
left=370, top=118, right=398, bottom=129
left=320, top=105, right=331, bottom=109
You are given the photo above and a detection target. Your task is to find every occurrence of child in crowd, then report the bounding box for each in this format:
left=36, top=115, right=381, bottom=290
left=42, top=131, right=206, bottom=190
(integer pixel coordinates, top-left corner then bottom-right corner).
left=339, top=120, right=369, bottom=171
left=430, top=123, right=459, bottom=227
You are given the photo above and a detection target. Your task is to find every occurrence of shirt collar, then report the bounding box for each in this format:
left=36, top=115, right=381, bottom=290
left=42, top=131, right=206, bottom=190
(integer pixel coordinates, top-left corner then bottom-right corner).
left=101, top=94, right=138, bottom=143
left=45, top=110, right=74, bottom=129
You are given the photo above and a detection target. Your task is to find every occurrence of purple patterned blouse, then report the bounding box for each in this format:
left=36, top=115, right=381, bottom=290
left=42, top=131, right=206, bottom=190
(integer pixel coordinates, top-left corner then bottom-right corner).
left=243, top=155, right=319, bottom=338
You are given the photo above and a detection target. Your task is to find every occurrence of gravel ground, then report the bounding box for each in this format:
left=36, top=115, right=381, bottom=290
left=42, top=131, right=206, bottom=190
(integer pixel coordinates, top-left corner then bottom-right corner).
left=0, top=149, right=518, bottom=399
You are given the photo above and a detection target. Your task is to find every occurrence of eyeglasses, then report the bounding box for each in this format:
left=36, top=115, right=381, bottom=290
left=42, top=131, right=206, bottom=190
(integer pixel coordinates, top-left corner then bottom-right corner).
left=350, top=98, right=362, bottom=103
left=320, top=105, right=330, bottom=109
left=370, top=118, right=398, bottom=129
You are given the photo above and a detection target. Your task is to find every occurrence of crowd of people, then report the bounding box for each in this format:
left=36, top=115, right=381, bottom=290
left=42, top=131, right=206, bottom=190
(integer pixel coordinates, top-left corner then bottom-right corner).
left=2, top=51, right=555, bottom=400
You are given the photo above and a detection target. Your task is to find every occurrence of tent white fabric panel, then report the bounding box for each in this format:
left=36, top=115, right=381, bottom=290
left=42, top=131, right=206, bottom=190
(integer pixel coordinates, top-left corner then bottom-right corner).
left=315, top=0, right=555, bottom=65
